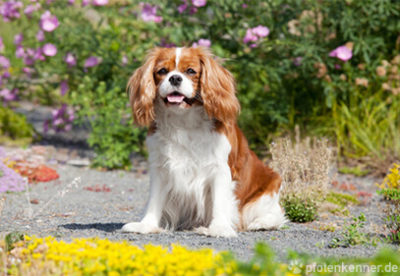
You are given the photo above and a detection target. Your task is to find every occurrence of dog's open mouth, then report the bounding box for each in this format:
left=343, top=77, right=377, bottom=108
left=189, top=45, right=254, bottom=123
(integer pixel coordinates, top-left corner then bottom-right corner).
left=165, top=91, right=185, bottom=104
left=164, top=91, right=196, bottom=105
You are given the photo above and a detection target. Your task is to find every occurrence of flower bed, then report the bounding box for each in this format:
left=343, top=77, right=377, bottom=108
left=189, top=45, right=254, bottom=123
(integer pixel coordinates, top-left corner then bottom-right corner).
left=1, top=235, right=400, bottom=275
left=3, top=235, right=234, bottom=275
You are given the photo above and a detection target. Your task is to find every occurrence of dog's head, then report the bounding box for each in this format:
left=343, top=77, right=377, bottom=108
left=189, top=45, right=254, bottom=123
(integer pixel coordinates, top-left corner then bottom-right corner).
left=127, top=47, right=240, bottom=126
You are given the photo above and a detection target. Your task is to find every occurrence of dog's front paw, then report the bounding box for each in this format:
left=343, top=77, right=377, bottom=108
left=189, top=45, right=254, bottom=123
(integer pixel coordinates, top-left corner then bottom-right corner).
left=195, top=224, right=237, bottom=238
left=121, top=222, right=164, bottom=234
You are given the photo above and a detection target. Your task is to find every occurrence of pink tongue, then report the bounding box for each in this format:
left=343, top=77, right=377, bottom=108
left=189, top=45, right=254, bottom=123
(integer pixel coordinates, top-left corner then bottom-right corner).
left=167, top=94, right=185, bottom=103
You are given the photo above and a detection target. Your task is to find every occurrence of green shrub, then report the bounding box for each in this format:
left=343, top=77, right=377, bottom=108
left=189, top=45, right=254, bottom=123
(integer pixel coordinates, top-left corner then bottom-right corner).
left=0, top=107, right=34, bottom=146
left=69, top=77, right=146, bottom=169
left=282, top=195, right=318, bottom=223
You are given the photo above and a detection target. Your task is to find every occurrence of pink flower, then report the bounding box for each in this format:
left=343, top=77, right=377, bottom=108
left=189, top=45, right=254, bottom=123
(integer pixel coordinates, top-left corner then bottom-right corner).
left=0, top=89, right=11, bottom=101
left=0, top=55, right=10, bottom=68
left=329, top=45, right=352, bottom=61
left=293, top=56, right=302, bottom=66
left=192, top=0, right=206, bottom=7
left=178, top=1, right=187, bottom=13
left=0, top=0, right=23, bottom=22
left=93, top=0, right=108, bottom=6
left=0, top=160, right=27, bottom=193
left=42, top=43, right=57, bottom=56
left=36, top=30, right=45, bottom=41
left=243, top=29, right=258, bottom=43
left=243, top=25, right=270, bottom=44
left=121, top=55, right=128, bottom=66
left=0, top=88, right=18, bottom=102
left=14, top=33, right=23, bottom=45
left=23, top=57, right=34, bottom=66
left=40, top=10, right=59, bottom=32
left=33, top=47, right=45, bottom=61
left=60, top=80, right=68, bottom=96
left=192, top=38, right=211, bottom=48
left=82, top=0, right=91, bottom=6
left=252, top=25, right=270, bottom=38
left=140, top=3, right=162, bottom=23
left=68, top=0, right=75, bottom=4
left=189, top=6, right=197, bottom=14
left=24, top=3, right=40, bottom=17
left=64, top=52, right=76, bottom=66
left=48, top=104, right=75, bottom=132
left=15, top=46, right=25, bottom=58
left=2, top=70, right=10, bottom=78
left=84, top=56, right=100, bottom=67
left=22, top=67, right=34, bottom=77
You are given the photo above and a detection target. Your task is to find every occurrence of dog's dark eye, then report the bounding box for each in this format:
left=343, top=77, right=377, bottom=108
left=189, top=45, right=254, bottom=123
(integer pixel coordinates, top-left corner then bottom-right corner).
left=157, top=68, right=168, bottom=75
left=186, top=68, right=196, bottom=75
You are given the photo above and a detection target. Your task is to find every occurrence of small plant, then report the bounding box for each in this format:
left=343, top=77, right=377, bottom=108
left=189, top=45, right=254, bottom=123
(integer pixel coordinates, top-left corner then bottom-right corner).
left=326, top=191, right=359, bottom=207
left=4, top=232, right=25, bottom=252
left=338, top=166, right=370, bottom=177
left=282, top=195, right=318, bottom=223
left=270, top=131, right=332, bottom=223
left=377, top=163, right=400, bottom=201
left=0, top=107, right=34, bottom=146
left=384, top=200, right=400, bottom=244
left=377, top=189, right=400, bottom=201
left=329, top=213, right=371, bottom=248
left=319, top=223, right=337, bottom=232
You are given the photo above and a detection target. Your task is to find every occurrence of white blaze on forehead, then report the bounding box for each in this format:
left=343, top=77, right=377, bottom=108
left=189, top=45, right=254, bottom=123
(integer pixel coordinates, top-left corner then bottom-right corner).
left=158, top=47, right=193, bottom=99
left=175, top=47, right=182, bottom=68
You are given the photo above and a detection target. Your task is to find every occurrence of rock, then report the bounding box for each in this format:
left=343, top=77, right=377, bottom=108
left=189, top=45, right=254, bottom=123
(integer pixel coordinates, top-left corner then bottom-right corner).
left=67, top=159, right=90, bottom=167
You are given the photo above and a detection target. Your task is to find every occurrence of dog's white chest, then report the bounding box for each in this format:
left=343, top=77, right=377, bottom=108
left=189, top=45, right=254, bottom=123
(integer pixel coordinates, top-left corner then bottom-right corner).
left=145, top=121, right=232, bottom=229
left=147, top=126, right=231, bottom=178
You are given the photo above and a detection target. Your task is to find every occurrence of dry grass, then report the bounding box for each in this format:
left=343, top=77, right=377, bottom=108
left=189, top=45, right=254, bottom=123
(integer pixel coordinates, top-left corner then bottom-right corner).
left=270, top=128, right=333, bottom=202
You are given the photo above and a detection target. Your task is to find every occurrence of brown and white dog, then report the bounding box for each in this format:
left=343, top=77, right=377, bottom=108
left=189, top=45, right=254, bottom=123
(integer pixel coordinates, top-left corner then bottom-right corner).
left=122, top=47, right=286, bottom=237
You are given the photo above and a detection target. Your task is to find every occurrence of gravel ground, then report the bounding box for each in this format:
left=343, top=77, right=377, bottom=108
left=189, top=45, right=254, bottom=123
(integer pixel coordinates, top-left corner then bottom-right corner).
left=0, top=163, right=396, bottom=261
left=1, top=103, right=399, bottom=261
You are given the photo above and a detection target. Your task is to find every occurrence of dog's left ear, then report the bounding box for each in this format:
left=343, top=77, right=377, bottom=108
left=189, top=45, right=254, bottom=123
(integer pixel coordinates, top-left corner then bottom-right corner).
left=199, top=48, right=240, bottom=123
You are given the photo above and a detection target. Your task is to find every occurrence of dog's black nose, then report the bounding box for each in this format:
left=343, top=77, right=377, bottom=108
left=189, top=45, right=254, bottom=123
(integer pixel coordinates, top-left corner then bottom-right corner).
left=169, top=75, right=182, bottom=86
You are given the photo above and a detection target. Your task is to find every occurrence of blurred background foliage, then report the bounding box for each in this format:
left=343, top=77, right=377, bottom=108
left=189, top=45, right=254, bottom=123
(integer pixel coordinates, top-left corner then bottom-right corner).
left=0, top=0, right=399, bottom=170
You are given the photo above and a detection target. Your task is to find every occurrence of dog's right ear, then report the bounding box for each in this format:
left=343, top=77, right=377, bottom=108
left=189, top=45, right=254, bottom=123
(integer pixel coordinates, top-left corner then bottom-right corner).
left=127, top=49, right=160, bottom=126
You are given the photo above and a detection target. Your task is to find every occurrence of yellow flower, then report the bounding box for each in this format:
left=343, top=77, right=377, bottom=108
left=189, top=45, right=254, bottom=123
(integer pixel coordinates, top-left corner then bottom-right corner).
left=377, top=163, right=400, bottom=189
left=32, top=253, right=42, bottom=259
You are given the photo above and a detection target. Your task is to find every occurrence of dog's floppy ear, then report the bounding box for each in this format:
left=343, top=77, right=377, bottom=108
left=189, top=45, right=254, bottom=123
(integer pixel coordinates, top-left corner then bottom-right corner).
left=127, top=49, right=160, bottom=126
left=198, top=48, right=240, bottom=123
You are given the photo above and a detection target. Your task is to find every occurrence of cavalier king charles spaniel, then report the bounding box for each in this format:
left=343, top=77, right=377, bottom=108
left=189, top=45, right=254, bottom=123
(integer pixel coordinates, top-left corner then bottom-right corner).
left=122, top=47, right=286, bottom=237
